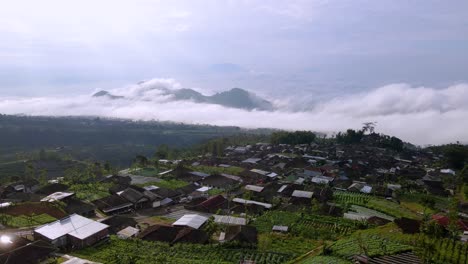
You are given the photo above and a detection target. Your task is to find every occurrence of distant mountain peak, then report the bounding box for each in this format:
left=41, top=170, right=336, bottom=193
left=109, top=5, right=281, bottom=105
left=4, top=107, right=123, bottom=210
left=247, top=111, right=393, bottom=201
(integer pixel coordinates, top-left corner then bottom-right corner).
left=92, top=90, right=123, bottom=99
left=91, top=86, right=274, bottom=111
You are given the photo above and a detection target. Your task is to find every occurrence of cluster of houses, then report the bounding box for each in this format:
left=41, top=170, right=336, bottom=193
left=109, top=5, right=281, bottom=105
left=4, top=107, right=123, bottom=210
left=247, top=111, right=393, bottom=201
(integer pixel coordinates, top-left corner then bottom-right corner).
left=0, top=140, right=466, bottom=263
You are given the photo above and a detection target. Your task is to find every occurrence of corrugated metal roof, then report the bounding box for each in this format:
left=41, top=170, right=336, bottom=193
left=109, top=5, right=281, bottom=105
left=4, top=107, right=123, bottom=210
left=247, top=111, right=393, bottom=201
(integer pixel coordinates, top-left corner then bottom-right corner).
left=272, top=225, right=288, bottom=232
left=172, top=214, right=208, bottom=229
left=291, top=190, right=313, bottom=198
left=190, top=171, right=210, bottom=178
left=40, top=192, right=75, bottom=202
left=311, top=176, right=334, bottom=184
left=117, top=226, right=140, bottom=239
left=232, top=198, right=272, bottom=209
left=245, top=185, right=264, bottom=192
left=213, top=215, right=247, bottom=226
left=35, top=214, right=108, bottom=240
left=250, top=169, right=269, bottom=175
left=196, top=186, right=212, bottom=192
left=143, top=185, right=159, bottom=191
left=277, top=185, right=288, bottom=193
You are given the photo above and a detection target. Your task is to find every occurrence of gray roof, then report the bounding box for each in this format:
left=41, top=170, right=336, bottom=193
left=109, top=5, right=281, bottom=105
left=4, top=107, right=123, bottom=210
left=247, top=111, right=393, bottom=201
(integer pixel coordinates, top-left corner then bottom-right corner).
left=34, top=214, right=108, bottom=240
left=172, top=214, right=208, bottom=229
left=291, top=190, right=313, bottom=198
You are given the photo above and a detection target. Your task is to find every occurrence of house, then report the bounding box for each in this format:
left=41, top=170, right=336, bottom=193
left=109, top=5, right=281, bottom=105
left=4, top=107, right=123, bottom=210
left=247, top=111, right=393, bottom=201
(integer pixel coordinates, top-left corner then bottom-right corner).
left=34, top=214, right=109, bottom=248
left=172, top=214, right=209, bottom=229
left=311, top=175, right=334, bottom=185
left=0, top=235, right=56, bottom=264
left=117, top=226, right=140, bottom=239
left=202, top=174, right=238, bottom=189
left=290, top=190, right=314, bottom=204
left=222, top=226, right=258, bottom=244
left=63, top=198, right=96, bottom=217
left=244, top=185, right=264, bottom=193
left=348, top=182, right=373, bottom=194
left=432, top=214, right=468, bottom=231
left=35, top=183, right=69, bottom=196
left=40, top=192, right=74, bottom=202
left=185, top=195, right=227, bottom=213
left=213, top=215, right=247, bottom=226
left=92, top=195, right=133, bottom=215
left=119, top=188, right=148, bottom=209
left=99, top=215, right=137, bottom=234
left=272, top=225, right=288, bottom=232
left=232, top=198, right=272, bottom=209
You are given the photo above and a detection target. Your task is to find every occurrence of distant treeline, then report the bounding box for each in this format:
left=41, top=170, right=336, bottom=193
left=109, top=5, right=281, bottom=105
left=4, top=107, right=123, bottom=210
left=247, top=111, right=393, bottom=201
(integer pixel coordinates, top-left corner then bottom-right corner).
left=0, top=115, right=272, bottom=166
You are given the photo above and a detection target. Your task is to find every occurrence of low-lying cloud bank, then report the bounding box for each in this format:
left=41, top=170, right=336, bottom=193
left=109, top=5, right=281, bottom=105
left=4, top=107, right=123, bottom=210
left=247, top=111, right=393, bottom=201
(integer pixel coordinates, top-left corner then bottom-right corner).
left=0, top=79, right=467, bottom=145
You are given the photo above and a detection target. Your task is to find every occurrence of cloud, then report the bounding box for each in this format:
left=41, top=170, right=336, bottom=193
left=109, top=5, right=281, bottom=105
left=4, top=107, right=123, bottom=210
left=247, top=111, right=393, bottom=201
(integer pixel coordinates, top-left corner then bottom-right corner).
left=0, top=79, right=467, bottom=145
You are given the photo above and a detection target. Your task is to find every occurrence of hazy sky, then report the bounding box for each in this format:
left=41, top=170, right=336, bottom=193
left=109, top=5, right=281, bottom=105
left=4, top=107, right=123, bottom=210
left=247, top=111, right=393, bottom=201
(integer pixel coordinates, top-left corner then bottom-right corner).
left=1, top=0, right=467, bottom=96
left=1, top=1, right=468, bottom=145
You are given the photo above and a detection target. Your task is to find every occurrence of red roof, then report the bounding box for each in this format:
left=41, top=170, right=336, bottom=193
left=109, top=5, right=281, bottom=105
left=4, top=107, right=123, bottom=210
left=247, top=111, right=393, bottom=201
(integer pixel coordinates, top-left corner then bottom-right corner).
left=432, top=214, right=468, bottom=231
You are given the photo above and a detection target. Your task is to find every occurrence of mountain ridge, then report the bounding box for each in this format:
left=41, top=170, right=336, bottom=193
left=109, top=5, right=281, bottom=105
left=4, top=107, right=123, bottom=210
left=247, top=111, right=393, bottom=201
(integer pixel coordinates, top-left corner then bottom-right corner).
left=93, top=86, right=274, bottom=111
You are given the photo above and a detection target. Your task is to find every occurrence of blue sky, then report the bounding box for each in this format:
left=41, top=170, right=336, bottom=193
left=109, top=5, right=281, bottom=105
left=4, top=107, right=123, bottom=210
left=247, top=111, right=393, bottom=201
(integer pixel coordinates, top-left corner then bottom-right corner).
left=1, top=0, right=467, bottom=97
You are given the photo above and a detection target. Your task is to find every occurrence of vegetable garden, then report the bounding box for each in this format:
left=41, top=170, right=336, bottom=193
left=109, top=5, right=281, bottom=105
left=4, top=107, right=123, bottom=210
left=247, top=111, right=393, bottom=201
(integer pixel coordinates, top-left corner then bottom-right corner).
left=76, top=236, right=293, bottom=264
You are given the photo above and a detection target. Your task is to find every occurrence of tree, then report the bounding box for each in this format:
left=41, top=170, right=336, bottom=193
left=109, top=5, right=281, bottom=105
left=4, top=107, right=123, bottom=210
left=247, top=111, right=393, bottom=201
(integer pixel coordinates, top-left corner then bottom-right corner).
left=447, top=198, right=461, bottom=240
left=39, top=169, right=48, bottom=186
left=24, top=162, right=35, bottom=180
left=155, top=144, right=170, bottom=160
left=336, top=129, right=364, bottom=144
left=270, top=131, right=316, bottom=145
left=203, top=216, right=219, bottom=240
left=135, top=155, right=148, bottom=168
left=444, top=144, right=468, bottom=170
left=362, top=122, right=377, bottom=134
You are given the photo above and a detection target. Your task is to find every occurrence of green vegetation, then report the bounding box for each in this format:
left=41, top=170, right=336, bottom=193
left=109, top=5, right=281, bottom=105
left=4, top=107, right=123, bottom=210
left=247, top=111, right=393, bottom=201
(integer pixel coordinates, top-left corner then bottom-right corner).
left=258, top=233, right=320, bottom=256
left=189, top=165, right=244, bottom=176
left=68, top=183, right=113, bottom=201
left=208, top=188, right=224, bottom=196
left=330, top=235, right=411, bottom=258
left=75, top=236, right=292, bottom=264
left=334, top=191, right=420, bottom=219
left=252, top=211, right=358, bottom=240
left=0, top=213, right=56, bottom=228
left=139, top=179, right=188, bottom=190
left=270, top=131, right=316, bottom=145
left=133, top=167, right=160, bottom=177
left=299, top=256, right=352, bottom=264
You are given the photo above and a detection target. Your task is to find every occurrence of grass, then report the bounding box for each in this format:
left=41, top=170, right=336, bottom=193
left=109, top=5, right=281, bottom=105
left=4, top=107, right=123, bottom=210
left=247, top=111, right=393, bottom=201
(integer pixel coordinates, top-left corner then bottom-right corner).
left=133, top=167, right=160, bottom=177
left=400, top=193, right=450, bottom=210
left=400, top=201, right=435, bottom=215
left=208, top=188, right=224, bottom=196
left=153, top=179, right=188, bottom=189
left=148, top=216, right=175, bottom=225
left=0, top=213, right=56, bottom=228
left=139, top=179, right=188, bottom=190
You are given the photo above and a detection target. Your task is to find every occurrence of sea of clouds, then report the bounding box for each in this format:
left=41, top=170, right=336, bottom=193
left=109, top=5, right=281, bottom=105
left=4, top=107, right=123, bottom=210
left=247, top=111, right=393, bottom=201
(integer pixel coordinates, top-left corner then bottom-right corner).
left=0, top=78, right=467, bottom=145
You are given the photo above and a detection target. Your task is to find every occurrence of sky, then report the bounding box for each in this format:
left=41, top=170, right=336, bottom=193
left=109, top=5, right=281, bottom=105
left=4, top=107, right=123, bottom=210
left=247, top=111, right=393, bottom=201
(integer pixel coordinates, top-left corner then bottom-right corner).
left=1, top=0, right=468, bottom=144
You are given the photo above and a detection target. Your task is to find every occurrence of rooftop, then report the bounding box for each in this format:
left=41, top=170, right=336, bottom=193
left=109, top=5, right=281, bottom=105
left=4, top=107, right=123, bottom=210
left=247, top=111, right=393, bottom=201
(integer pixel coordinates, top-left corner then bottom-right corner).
left=172, top=214, right=208, bottom=229
left=35, top=214, right=108, bottom=240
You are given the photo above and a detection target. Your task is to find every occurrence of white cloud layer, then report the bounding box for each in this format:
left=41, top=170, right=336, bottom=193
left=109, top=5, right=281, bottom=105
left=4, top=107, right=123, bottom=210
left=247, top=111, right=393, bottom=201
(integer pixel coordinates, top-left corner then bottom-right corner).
left=0, top=79, right=467, bottom=145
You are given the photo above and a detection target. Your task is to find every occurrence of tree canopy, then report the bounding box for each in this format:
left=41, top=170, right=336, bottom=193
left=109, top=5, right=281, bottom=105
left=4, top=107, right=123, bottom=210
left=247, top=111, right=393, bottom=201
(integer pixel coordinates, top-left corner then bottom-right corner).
left=270, top=131, right=316, bottom=145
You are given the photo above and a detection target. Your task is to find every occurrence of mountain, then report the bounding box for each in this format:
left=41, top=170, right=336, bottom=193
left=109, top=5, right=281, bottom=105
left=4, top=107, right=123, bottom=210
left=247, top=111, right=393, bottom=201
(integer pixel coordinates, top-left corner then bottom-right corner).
left=208, top=88, right=274, bottom=110
left=92, top=90, right=124, bottom=99
left=93, top=86, right=274, bottom=111
left=168, top=87, right=274, bottom=110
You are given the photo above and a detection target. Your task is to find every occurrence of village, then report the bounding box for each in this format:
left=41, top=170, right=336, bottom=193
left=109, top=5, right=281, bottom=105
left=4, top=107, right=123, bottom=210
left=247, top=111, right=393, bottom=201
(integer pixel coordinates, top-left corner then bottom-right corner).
left=0, top=130, right=467, bottom=264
